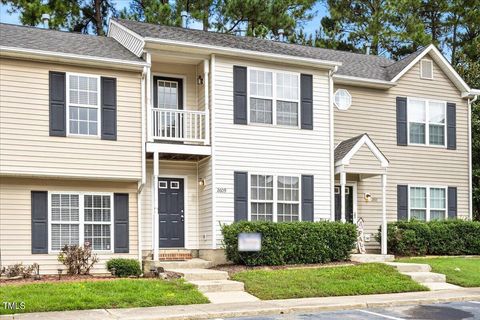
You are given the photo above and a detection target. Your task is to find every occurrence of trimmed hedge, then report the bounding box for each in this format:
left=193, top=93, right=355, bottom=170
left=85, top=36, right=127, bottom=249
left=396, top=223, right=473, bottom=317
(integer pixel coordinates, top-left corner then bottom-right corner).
left=222, top=221, right=356, bottom=266
left=106, top=258, right=142, bottom=277
left=378, top=220, right=480, bottom=256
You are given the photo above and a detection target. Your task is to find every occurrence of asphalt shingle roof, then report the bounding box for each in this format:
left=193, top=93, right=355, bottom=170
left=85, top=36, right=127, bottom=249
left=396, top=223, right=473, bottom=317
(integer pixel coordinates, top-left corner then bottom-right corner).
left=385, top=47, right=428, bottom=80
left=115, top=19, right=399, bottom=81
left=334, top=134, right=366, bottom=163
left=0, top=23, right=143, bottom=62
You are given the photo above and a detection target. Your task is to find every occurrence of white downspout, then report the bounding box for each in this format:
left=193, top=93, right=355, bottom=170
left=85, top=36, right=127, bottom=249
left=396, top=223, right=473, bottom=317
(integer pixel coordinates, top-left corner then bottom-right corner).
left=329, top=67, right=338, bottom=219
left=210, top=54, right=216, bottom=249
left=468, top=94, right=478, bottom=220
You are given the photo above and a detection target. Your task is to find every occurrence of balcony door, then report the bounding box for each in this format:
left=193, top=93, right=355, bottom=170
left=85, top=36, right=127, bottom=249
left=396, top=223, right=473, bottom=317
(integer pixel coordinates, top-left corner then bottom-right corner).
left=154, top=76, right=184, bottom=139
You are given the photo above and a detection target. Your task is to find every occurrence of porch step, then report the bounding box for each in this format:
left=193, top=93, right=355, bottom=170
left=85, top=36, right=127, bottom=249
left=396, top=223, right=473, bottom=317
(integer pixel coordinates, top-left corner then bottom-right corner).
left=402, top=271, right=446, bottom=283
left=167, top=268, right=228, bottom=281
left=384, top=262, right=432, bottom=273
left=350, top=254, right=395, bottom=263
left=159, top=252, right=193, bottom=261
left=421, top=282, right=462, bottom=290
left=190, top=279, right=245, bottom=293
left=157, top=258, right=214, bottom=269
left=204, top=291, right=259, bottom=303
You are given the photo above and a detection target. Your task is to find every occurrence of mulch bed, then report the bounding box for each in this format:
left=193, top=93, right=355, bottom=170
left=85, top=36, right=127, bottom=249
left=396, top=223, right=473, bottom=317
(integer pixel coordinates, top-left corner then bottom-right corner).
left=212, top=261, right=359, bottom=276
left=0, top=271, right=181, bottom=286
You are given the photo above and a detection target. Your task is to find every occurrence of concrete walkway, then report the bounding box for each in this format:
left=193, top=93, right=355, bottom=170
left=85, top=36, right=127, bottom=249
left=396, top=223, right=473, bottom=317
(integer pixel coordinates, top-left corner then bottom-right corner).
left=2, top=288, right=479, bottom=320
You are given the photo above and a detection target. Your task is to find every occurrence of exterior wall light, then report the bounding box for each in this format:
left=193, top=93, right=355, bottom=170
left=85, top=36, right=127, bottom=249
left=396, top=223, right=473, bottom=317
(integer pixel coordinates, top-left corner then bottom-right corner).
left=364, top=193, right=373, bottom=202
left=197, top=75, right=204, bottom=85
left=198, top=178, right=206, bottom=187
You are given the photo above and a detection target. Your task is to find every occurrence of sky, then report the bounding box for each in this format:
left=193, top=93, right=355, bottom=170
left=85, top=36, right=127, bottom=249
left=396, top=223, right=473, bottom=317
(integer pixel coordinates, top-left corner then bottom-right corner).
left=0, top=1, right=328, bottom=35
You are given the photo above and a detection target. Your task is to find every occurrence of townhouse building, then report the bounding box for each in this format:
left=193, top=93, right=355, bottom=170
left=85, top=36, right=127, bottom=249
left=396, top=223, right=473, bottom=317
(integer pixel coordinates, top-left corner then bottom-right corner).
left=0, top=20, right=478, bottom=273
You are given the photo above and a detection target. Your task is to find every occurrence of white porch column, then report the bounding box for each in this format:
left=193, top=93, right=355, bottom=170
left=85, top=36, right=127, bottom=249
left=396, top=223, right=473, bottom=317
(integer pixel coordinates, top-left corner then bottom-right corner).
left=153, top=151, right=159, bottom=261
left=381, top=173, right=387, bottom=255
left=340, top=171, right=346, bottom=223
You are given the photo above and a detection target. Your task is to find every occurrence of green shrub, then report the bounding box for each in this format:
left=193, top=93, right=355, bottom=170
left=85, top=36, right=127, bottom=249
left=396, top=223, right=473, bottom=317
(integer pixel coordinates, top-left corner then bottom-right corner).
left=106, top=258, right=142, bottom=277
left=221, top=221, right=356, bottom=266
left=378, top=220, right=480, bottom=256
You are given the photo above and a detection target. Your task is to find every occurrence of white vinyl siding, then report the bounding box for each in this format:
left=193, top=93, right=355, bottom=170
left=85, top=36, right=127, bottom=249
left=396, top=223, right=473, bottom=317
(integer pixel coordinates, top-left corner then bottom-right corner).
left=49, top=192, right=113, bottom=252
left=213, top=56, right=332, bottom=247
left=67, top=74, right=100, bottom=137
left=408, top=186, right=447, bottom=221
left=248, top=68, right=300, bottom=127
left=407, top=98, right=446, bottom=147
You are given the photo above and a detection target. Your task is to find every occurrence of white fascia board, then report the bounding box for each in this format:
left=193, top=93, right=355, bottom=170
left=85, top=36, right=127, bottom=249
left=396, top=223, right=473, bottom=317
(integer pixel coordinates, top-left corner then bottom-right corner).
left=333, top=74, right=396, bottom=89
left=390, top=44, right=471, bottom=93
left=1, top=171, right=141, bottom=182
left=144, top=38, right=342, bottom=70
left=146, top=142, right=212, bottom=155
left=0, top=46, right=149, bottom=71
left=462, top=89, right=480, bottom=98
left=337, top=135, right=389, bottom=168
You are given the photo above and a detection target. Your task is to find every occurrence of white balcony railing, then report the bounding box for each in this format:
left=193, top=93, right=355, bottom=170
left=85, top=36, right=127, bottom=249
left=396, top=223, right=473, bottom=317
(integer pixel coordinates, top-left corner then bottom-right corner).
left=152, top=108, right=209, bottom=144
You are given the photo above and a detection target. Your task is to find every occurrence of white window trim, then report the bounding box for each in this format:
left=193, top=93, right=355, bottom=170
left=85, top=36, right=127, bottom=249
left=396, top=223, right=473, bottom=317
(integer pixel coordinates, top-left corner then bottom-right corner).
left=247, top=67, right=301, bottom=128
left=66, top=72, right=101, bottom=138
left=333, top=89, right=352, bottom=111
left=247, top=173, right=302, bottom=222
left=420, top=59, right=434, bottom=80
left=48, top=191, right=114, bottom=254
left=408, top=185, right=448, bottom=221
left=407, top=97, right=447, bottom=148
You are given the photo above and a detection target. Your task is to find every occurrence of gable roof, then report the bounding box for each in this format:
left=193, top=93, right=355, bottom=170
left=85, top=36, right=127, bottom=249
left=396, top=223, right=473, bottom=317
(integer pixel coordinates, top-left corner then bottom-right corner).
left=114, top=19, right=394, bottom=80
left=0, top=23, right=144, bottom=64
left=335, top=133, right=389, bottom=168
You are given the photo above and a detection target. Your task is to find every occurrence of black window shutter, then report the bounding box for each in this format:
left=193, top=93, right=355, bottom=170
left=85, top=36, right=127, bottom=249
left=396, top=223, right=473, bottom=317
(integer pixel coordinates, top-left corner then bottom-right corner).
left=396, top=97, right=408, bottom=146
left=233, top=66, right=247, bottom=124
left=114, top=193, right=129, bottom=253
left=234, top=171, right=248, bottom=221
left=397, top=185, right=408, bottom=220
left=448, top=187, right=457, bottom=219
left=31, top=191, right=48, bottom=254
left=301, top=175, right=314, bottom=221
left=447, top=103, right=456, bottom=150
left=49, top=71, right=66, bottom=136
left=300, top=74, right=313, bottom=130
left=101, top=77, right=117, bottom=140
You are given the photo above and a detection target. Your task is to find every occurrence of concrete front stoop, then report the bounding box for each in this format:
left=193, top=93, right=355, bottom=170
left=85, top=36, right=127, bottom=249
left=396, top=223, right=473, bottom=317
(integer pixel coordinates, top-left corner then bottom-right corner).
left=384, top=262, right=461, bottom=291
left=165, top=261, right=259, bottom=304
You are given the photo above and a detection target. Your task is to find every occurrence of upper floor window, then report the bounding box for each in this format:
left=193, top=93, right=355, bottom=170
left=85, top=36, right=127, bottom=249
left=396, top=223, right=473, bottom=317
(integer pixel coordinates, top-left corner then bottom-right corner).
left=409, top=186, right=446, bottom=221
left=420, top=59, right=433, bottom=79
left=249, top=69, right=299, bottom=127
left=250, top=174, right=300, bottom=221
left=408, top=98, right=446, bottom=147
left=68, top=74, right=100, bottom=136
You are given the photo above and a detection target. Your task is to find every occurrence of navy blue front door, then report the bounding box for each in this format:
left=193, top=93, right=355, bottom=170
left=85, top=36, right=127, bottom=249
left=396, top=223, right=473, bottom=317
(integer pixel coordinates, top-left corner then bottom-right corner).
left=159, top=178, right=185, bottom=248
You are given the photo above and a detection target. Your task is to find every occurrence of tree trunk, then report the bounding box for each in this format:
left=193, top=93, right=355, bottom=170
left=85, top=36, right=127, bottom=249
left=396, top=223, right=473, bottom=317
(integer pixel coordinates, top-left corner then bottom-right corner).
left=94, top=0, right=104, bottom=36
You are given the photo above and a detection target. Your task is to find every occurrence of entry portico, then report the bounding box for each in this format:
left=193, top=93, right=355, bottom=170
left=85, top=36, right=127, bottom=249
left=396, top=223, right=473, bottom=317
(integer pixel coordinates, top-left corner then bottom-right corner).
left=334, top=134, right=389, bottom=254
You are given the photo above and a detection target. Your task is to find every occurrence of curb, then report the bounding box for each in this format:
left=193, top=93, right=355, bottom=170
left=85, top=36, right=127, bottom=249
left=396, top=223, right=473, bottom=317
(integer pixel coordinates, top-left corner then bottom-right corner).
left=2, top=289, right=480, bottom=320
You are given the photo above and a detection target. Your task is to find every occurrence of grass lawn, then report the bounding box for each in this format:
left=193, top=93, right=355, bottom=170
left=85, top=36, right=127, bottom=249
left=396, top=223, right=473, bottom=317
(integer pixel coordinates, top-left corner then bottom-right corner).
left=397, top=257, right=480, bottom=287
left=231, top=263, right=427, bottom=300
left=0, top=278, right=208, bottom=315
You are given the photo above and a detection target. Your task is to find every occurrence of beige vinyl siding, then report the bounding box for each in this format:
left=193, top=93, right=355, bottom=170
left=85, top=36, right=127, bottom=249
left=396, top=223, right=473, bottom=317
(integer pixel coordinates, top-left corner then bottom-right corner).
left=141, top=160, right=199, bottom=250
left=334, top=53, right=469, bottom=247
left=212, top=56, right=332, bottom=247
left=0, top=58, right=142, bottom=180
left=0, top=177, right=138, bottom=274
left=345, top=144, right=385, bottom=175
left=198, top=157, right=213, bottom=249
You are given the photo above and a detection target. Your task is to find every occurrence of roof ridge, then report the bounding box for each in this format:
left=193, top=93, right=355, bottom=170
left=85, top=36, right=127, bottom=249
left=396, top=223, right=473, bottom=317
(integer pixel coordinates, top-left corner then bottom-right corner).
left=0, top=22, right=106, bottom=39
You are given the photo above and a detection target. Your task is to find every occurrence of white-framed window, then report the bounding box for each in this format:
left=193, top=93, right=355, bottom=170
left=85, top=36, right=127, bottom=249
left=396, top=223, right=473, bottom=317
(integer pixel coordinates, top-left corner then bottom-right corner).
left=249, top=174, right=301, bottom=222
left=420, top=59, right=433, bottom=79
left=409, top=186, right=447, bottom=221
left=334, top=89, right=352, bottom=111
left=49, top=192, right=113, bottom=252
left=248, top=68, right=300, bottom=127
left=407, top=98, right=446, bottom=147
left=67, top=73, right=100, bottom=137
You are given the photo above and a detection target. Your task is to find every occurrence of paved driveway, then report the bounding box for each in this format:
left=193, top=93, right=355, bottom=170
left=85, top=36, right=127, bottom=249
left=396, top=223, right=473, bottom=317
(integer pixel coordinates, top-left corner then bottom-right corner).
left=226, top=301, right=480, bottom=320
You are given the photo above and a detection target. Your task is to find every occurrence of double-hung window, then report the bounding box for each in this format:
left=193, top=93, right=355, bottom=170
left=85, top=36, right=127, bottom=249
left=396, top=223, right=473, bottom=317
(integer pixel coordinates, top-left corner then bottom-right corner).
left=408, top=98, right=446, bottom=146
left=68, top=74, right=100, bottom=136
left=249, top=69, right=300, bottom=127
left=250, top=174, right=301, bottom=221
left=409, top=186, right=446, bottom=221
left=50, top=193, right=113, bottom=252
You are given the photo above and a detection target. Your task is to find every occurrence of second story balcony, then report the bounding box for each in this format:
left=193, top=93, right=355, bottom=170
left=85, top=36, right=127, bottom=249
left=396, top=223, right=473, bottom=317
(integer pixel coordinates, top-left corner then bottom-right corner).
left=152, top=108, right=209, bottom=144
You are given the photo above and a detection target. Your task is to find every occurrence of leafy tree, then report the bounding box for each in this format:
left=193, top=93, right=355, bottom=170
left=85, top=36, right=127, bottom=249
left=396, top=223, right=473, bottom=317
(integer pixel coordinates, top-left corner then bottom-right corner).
left=1, top=0, right=115, bottom=35
left=119, top=0, right=176, bottom=25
